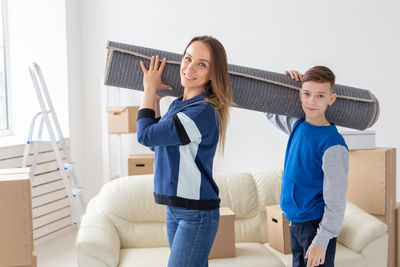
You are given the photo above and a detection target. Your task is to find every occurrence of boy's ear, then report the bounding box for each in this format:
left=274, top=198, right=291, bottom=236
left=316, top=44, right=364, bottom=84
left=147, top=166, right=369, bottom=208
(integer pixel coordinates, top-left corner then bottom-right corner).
left=328, top=93, right=337, bottom=106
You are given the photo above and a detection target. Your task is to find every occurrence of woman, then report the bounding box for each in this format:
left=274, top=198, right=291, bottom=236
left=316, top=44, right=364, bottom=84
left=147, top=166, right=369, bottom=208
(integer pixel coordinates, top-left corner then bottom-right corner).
left=137, top=36, right=233, bottom=267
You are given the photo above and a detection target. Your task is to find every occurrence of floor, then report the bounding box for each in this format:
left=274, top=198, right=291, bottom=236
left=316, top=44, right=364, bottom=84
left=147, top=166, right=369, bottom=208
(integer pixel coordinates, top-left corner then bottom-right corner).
left=34, top=228, right=78, bottom=267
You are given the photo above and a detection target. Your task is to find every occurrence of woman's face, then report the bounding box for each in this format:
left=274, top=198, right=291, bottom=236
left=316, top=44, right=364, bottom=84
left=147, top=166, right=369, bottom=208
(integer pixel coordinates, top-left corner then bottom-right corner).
left=180, top=41, right=212, bottom=92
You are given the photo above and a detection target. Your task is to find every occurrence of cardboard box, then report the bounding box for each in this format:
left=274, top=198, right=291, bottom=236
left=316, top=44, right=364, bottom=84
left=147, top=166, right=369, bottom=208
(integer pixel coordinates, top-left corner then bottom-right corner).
left=128, top=154, right=154, bottom=175
left=347, top=148, right=396, bottom=216
left=396, top=203, right=400, bottom=267
left=106, top=106, right=139, bottom=133
left=375, top=211, right=395, bottom=267
left=209, top=207, right=236, bottom=259
left=15, top=255, right=37, bottom=267
left=0, top=168, right=34, bottom=267
left=266, top=204, right=291, bottom=254
left=339, top=129, right=376, bottom=150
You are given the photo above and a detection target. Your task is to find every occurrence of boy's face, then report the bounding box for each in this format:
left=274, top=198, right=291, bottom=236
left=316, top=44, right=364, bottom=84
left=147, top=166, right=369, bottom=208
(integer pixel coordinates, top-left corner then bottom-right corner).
left=299, top=81, right=337, bottom=121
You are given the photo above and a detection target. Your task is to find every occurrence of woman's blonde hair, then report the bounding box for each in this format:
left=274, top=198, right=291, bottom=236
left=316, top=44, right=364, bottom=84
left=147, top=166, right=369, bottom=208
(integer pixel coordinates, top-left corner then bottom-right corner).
left=183, top=36, right=233, bottom=151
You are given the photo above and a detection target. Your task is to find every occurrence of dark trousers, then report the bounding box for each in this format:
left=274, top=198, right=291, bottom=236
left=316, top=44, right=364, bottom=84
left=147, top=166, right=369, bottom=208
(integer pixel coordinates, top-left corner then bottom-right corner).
left=290, top=217, right=337, bottom=267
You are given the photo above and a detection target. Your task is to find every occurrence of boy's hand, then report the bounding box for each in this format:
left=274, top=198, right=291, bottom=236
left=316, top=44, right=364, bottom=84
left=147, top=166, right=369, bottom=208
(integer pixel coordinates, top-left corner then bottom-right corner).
left=284, top=70, right=303, bottom=81
left=305, top=243, right=326, bottom=267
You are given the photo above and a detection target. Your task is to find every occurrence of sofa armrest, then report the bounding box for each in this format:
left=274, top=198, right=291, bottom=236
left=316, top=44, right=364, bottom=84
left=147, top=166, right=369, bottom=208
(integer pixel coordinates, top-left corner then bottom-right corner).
left=75, top=212, right=121, bottom=267
left=360, top=233, right=388, bottom=267
left=338, top=202, right=387, bottom=253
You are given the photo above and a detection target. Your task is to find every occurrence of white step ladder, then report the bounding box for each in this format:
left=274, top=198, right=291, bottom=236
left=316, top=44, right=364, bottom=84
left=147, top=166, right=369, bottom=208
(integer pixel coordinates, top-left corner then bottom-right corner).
left=22, top=62, right=84, bottom=225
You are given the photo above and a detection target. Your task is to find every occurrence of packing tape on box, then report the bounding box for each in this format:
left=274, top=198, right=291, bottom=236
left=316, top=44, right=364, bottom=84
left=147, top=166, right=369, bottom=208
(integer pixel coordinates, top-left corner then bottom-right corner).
left=104, top=41, right=380, bottom=130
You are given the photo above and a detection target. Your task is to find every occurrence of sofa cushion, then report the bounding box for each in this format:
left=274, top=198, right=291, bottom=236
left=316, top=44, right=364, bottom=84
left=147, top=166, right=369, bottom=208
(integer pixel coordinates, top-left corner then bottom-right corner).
left=252, top=169, right=283, bottom=243
left=214, top=172, right=259, bottom=219
left=119, top=247, right=170, bottom=267
left=214, top=170, right=282, bottom=243
left=210, top=242, right=284, bottom=267
left=118, top=243, right=285, bottom=267
left=252, top=169, right=282, bottom=209
left=98, top=175, right=166, bottom=222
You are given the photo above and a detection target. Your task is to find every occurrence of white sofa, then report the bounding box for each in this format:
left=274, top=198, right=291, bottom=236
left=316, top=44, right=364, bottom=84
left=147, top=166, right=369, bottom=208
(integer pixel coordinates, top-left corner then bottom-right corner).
left=75, top=170, right=388, bottom=267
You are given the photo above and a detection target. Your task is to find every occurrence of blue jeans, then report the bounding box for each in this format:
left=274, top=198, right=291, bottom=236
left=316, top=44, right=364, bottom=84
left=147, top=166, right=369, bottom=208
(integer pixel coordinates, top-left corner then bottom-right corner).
left=290, top=217, right=337, bottom=267
left=166, top=206, right=220, bottom=267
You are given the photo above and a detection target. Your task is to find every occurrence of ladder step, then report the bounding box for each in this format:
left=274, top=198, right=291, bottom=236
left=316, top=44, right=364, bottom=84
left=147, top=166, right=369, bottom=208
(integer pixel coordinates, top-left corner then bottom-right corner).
left=28, top=138, right=65, bottom=145
left=71, top=186, right=83, bottom=197
left=57, top=162, right=75, bottom=172
left=64, top=187, right=83, bottom=198
left=63, top=161, right=75, bottom=170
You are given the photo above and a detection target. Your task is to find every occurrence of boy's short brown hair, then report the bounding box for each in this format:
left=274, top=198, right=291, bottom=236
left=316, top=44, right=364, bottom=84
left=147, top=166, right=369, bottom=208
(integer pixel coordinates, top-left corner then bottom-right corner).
left=302, top=66, right=335, bottom=92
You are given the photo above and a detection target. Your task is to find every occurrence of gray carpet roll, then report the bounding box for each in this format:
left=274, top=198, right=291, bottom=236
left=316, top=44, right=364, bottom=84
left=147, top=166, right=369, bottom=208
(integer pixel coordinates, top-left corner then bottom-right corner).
left=105, top=41, right=379, bottom=130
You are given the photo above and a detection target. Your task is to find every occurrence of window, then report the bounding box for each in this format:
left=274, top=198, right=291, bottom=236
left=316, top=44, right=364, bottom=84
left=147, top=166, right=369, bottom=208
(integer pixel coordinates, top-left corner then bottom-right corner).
left=0, top=0, right=8, bottom=132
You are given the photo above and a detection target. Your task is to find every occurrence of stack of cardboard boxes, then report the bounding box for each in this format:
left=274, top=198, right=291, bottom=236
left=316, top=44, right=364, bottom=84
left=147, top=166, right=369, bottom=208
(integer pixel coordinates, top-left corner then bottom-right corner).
left=0, top=168, right=37, bottom=267
left=106, top=105, right=154, bottom=176
left=347, top=148, right=398, bottom=267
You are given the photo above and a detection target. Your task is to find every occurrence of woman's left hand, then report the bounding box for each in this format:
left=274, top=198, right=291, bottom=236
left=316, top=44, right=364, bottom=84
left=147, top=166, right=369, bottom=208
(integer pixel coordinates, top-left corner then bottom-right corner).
left=140, top=55, right=171, bottom=94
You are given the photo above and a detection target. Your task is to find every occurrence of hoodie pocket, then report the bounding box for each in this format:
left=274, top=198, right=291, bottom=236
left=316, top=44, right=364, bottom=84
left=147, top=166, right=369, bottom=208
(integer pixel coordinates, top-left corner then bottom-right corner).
left=281, top=181, right=300, bottom=210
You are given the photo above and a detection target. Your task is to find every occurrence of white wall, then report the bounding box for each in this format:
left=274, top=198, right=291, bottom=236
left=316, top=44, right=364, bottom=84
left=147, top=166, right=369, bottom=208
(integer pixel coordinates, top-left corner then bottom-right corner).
left=65, top=0, right=84, bottom=202
left=69, top=0, right=400, bottom=204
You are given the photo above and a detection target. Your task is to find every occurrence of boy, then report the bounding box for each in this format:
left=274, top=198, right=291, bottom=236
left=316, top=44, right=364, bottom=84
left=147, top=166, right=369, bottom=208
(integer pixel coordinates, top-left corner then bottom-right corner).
left=266, top=66, right=349, bottom=267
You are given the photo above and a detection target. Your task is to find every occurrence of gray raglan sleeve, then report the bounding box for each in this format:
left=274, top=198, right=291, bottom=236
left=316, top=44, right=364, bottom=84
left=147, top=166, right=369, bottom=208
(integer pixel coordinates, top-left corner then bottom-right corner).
left=312, top=145, right=349, bottom=250
left=264, top=113, right=300, bottom=135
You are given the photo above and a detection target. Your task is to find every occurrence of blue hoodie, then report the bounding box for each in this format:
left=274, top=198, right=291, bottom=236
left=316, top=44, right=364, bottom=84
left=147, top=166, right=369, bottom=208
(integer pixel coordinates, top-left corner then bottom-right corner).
left=282, top=118, right=348, bottom=223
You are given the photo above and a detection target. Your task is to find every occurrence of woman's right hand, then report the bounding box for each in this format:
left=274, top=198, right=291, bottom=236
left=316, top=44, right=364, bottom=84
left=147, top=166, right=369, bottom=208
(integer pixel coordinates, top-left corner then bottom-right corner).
left=140, top=55, right=172, bottom=95
left=284, top=70, right=303, bottom=81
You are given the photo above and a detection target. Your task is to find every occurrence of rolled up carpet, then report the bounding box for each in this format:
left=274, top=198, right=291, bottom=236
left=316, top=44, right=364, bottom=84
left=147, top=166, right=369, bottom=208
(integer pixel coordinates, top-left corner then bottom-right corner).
left=104, top=41, right=379, bottom=130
